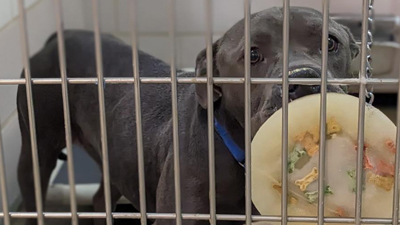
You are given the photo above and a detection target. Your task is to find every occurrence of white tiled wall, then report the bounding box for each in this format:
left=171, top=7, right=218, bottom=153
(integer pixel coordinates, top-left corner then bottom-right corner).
left=0, top=0, right=399, bottom=211
left=0, top=0, right=37, bottom=29
left=82, top=0, right=399, bottom=69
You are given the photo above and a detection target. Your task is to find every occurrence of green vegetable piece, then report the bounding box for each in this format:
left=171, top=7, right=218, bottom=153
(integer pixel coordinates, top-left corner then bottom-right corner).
left=305, top=191, right=318, bottom=203
left=288, top=146, right=307, bottom=173
left=347, top=169, right=365, bottom=192
left=324, top=185, right=334, bottom=195
left=305, top=186, right=334, bottom=203
left=347, top=170, right=356, bottom=179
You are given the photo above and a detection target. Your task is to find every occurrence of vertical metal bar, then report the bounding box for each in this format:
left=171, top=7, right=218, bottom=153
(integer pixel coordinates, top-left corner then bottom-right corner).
left=281, top=1, right=290, bottom=225
left=17, top=1, right=44, bottom=225
left=205, top=0, right=216, bottom=224
left=355, top=0, right=370, bottom=224
left=391, top=57, right=400, bottom=225
left=393, top=101, right=400, bottom=225
left=91, top=1, right=113, bottom=225
left=168, top=0, right=182, bottom=224
left=0, top=121, right=10, bottom=225
left=129, top=1, right=147, bottom=225
left=318, top=1, right=329, bottom=225
left=53, top=1, right=79, bottom=225
left=243, top=0, right=252, bottom=225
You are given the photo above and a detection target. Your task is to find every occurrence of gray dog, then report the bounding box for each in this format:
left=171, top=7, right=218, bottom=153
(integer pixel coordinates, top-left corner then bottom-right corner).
left=17, top=7, right=359, bottom=225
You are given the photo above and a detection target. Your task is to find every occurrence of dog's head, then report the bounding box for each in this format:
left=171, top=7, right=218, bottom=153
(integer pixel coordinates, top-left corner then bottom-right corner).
left=194, top=7, right=359, bottom=136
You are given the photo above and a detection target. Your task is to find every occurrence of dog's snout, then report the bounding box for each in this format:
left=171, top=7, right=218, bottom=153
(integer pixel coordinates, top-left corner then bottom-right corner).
left=288, top=67, right=321, bottom=101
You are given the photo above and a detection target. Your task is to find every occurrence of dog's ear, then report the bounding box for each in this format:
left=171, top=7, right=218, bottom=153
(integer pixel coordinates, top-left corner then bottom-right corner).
left=343, top=26, right=360, bottom=59
left=194, top=39, right=222, bottom=109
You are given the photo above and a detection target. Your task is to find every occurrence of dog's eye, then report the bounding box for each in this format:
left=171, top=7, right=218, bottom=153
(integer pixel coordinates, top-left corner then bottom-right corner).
left=250, top=48, right=263, bottom=64
left=328, top=35, right=339, bottom=52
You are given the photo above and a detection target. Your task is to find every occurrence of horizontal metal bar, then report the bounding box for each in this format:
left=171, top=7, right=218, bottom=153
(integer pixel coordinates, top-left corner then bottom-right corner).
left=0, top=212, right=398, bottom=223
left=0, top=77, right=398, bottom=85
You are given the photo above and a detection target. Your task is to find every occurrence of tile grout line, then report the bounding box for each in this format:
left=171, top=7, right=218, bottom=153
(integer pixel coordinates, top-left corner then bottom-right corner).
left=0, top=110, right=17, bottom=130
left=0, top=0, right=44, bottom=33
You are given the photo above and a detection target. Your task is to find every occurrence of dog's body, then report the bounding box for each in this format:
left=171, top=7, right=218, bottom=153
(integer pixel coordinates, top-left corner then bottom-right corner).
left=17, top=7, right=359, bottom=225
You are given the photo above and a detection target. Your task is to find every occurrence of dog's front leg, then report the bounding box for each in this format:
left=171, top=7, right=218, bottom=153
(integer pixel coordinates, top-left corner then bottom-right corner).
left=154, top=154, right=245, bottom=225
left=92, top=178, right=122, bottom=225
left=153, top=153, right=209, bottom=225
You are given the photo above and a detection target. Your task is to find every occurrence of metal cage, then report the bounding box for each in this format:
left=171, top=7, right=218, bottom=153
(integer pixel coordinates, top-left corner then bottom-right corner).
left=0, top=0, right=399, bottom=225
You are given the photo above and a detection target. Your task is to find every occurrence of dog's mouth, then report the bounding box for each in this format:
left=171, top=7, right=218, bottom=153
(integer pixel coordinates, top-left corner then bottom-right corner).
left=275, top=66, right=322, bottom=102
left=253, top=66, right=345, bottom=131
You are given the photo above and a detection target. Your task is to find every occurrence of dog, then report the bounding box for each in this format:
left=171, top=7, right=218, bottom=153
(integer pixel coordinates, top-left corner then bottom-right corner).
left=16, top=6, right=359, bottom=225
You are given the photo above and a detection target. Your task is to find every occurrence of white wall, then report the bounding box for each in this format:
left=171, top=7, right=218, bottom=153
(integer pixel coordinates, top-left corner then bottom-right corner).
left=86, top=0, right=399, bottom=69
left=0, top=0, right=399, bottom=211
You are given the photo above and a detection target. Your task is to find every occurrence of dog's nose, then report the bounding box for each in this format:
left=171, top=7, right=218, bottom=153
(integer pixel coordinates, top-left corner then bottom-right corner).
left=288, top=67, right=321, bottom=101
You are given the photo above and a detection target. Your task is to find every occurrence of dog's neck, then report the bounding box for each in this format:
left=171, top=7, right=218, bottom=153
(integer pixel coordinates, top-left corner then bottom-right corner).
left=214, top=107, right=246, bottom=166
left=193, top=89, right=246, bottom=167
left=214, top=118, right=245, bottom=166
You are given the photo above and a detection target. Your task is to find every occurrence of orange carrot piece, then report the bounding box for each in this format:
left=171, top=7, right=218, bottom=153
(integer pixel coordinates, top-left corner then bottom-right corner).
left=354, top=144, right=373, bottom=170
left=364, top=155, right=374, bottom=170
left=385, top=139, right=396, bottom=154
left=336, top=207, right=347, bottom=217
left=376, top=160, right=394, bottom=176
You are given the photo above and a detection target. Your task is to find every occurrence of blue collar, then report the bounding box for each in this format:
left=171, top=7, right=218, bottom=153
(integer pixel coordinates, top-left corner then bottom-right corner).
left=214, top=119, right=245, bottom=167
